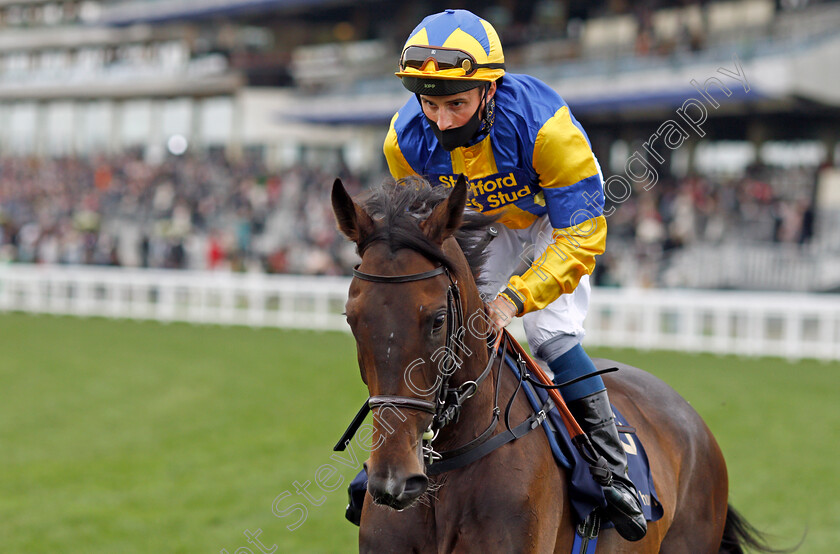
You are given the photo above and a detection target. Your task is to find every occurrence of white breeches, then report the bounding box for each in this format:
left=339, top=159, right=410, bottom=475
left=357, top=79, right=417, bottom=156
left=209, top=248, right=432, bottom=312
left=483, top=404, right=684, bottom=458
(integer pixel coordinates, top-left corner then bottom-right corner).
left=477, top=215, right=590, bottom=357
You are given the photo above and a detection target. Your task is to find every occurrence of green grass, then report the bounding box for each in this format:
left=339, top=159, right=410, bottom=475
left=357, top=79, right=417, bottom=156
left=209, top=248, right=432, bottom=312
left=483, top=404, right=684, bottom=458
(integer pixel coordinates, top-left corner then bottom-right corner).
left=1, top=313, right=837, bottom=552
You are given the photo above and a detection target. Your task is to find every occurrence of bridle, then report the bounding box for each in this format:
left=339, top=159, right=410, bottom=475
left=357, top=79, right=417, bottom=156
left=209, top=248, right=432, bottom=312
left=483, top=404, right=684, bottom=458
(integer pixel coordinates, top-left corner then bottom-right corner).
left=339, top=263, right=502, bottom=467
left=352, top=264, right=496, bottom=431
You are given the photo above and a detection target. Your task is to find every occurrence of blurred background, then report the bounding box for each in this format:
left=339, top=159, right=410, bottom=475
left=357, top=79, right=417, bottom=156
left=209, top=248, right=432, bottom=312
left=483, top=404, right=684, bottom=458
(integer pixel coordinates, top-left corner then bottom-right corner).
left=1, top=0, right=839, bottom=552
left=0, top=0, right=839, bottom=287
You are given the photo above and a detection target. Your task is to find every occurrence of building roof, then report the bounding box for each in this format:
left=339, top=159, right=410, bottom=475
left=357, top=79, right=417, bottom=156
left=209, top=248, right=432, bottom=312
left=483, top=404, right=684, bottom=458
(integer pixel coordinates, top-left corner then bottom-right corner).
left=100, top=0, right=353, bottom=26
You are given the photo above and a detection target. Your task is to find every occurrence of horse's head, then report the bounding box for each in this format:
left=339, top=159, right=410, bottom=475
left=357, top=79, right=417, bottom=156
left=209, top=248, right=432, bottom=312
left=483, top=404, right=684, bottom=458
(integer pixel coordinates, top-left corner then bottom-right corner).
left=332, top=175, right=479, bottom=510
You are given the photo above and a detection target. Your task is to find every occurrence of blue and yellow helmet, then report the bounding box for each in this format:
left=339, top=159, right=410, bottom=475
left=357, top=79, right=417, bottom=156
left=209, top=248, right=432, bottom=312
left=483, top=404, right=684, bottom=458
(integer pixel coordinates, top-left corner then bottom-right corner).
left=396, top=9, right=505, bottom=96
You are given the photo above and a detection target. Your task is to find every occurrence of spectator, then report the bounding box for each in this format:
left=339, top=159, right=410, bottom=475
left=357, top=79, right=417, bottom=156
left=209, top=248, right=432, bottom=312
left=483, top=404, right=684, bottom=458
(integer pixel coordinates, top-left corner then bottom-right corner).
left=0, top=153, right=826, bottom=285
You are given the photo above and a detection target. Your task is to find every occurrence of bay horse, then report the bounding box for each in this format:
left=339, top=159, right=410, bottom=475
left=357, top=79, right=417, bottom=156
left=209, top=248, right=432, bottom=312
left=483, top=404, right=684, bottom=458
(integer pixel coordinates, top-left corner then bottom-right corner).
left=332, top=175, right=774, bottom=553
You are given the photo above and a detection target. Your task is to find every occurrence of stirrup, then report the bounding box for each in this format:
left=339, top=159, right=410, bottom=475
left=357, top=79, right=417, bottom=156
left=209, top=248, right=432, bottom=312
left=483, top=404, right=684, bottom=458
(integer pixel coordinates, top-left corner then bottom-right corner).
left=603, top=480, right=647, bottom=541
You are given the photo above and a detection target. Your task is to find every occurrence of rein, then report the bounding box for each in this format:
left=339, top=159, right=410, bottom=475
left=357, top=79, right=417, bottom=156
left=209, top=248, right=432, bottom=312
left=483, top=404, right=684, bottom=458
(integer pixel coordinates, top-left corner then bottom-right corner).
left=335, top=262, right=615, bottom=479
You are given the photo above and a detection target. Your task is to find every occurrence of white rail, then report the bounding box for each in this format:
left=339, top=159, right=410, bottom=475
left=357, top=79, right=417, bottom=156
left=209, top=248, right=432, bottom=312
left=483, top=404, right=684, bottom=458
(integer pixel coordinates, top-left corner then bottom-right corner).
left=586, top=287, right=840, bottom=361
left=1, top=264, right=838, bottom=361
left=0, top=265, right=351, bottom=332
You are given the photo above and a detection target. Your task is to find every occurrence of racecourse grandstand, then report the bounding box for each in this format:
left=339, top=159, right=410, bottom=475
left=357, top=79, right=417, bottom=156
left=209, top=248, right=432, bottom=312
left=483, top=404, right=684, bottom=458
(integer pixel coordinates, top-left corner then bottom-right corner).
left=1, top=0, right=839, bottom=291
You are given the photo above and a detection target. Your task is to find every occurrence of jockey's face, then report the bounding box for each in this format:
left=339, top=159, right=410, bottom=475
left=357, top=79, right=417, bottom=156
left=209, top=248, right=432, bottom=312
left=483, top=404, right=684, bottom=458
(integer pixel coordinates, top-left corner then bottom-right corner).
left=420, top=81, right=497, bottom=131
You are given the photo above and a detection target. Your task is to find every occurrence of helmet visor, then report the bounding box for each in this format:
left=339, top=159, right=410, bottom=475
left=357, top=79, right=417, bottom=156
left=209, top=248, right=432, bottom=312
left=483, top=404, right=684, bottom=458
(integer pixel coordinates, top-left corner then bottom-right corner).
left=399, top=45, right=504, bottom=78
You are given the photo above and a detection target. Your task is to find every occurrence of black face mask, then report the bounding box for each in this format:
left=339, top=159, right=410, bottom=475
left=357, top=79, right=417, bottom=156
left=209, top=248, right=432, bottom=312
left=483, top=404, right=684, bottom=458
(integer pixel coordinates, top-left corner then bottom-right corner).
left=426, top=100, right=484, bottom=151
left=422, top=85, right=490, bottom=152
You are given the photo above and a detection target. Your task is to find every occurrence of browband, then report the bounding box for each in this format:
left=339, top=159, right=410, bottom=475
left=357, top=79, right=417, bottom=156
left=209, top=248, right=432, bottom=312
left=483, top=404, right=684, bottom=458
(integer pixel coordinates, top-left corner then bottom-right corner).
left=353, top=266, right=446, bottom=283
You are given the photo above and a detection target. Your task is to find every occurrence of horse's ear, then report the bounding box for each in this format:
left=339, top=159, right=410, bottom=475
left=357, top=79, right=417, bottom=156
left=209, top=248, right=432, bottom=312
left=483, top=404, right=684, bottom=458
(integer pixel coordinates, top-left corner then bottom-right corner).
left=331, top=178, right=373, bottom=244
left=421, top=174, right=467, bottom=244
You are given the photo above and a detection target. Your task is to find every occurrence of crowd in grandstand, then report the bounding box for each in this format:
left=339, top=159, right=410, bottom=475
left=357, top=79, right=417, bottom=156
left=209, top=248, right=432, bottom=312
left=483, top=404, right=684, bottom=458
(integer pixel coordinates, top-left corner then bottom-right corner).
left=0, top=153, right=363, bottom=275
left=593, top=164, right=819, bottom=287
left=0, top=153, right=820, bottom=287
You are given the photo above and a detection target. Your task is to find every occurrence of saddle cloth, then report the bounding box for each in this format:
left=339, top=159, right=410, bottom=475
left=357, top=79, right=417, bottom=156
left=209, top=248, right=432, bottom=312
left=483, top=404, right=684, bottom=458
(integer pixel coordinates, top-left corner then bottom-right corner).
left=510, top=352, right=664, bottom=527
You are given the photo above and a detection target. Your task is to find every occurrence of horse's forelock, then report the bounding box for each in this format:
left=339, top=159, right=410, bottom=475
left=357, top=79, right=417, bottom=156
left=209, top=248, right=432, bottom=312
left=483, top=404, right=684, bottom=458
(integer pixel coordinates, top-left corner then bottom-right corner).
left=357, top=177, right=496, bottom=285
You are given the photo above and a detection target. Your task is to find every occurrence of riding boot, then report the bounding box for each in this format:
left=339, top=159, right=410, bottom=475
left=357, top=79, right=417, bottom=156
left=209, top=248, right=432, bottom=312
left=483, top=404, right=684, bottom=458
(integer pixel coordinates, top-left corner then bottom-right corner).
left=568, top=389, right=648, bottom=542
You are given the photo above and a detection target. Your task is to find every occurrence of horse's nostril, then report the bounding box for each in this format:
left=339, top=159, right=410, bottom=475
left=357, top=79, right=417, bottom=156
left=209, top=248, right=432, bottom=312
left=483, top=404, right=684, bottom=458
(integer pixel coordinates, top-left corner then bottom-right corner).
left=367, top=473, right=401, bottom=505
left=403, top=474, right=429, bottom=499
left=367, top=472, right=427, bottom=509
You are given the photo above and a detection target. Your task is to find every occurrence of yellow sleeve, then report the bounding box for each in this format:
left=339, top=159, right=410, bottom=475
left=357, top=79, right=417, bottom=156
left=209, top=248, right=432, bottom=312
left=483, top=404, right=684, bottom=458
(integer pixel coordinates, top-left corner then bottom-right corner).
left=383, top=112, right=415, bottom=180
left=506, top=216, right=606, bottom=314
left=503, top=106, right=607, bottom=315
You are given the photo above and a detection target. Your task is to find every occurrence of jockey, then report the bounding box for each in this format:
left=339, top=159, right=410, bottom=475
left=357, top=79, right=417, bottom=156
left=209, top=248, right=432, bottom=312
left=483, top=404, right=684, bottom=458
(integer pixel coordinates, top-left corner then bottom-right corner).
left=384, top=9, right=646, bottom=541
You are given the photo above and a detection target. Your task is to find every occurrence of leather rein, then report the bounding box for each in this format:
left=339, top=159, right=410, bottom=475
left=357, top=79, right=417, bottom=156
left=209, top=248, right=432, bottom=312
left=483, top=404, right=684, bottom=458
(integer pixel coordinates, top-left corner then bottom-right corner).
left=333, top=262, right=620, bottom=478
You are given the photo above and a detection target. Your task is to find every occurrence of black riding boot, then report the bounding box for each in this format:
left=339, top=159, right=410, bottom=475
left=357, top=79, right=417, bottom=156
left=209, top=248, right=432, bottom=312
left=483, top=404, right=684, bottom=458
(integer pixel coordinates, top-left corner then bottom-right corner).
left=568, top=389, right=647, bottom=542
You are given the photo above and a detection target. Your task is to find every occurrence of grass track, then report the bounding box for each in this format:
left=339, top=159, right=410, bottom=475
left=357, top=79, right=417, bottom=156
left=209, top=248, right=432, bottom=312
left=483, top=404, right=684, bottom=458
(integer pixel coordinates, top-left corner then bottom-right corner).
left=1, top=313, right=837, bottom=552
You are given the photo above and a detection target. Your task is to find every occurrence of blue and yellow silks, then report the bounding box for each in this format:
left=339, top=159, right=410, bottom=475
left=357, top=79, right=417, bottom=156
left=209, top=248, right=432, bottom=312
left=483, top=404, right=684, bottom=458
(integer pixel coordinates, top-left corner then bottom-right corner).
left=384, top=73, right=607, bottom=314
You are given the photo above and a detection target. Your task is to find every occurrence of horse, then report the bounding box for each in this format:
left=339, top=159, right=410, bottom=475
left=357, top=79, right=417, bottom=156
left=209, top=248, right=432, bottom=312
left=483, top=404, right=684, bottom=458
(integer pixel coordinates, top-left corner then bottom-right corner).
left=332, top=175, right=775, bottom=553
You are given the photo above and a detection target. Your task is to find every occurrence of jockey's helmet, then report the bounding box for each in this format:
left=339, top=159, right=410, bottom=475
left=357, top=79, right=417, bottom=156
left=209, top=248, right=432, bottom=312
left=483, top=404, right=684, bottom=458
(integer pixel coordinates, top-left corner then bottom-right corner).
left=396, top=9, right=505, bottom=96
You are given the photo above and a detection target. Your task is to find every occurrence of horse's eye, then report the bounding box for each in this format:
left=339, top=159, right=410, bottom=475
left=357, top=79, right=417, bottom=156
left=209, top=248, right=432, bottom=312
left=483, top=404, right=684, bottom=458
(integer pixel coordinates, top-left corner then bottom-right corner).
left=432, top=312, right=446, bottom=332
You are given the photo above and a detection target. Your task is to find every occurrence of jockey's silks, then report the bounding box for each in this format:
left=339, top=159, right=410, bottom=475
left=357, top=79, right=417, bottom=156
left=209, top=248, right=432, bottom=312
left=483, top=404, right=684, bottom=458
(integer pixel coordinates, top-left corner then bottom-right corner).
left=385, top=73, right=607, bottom=314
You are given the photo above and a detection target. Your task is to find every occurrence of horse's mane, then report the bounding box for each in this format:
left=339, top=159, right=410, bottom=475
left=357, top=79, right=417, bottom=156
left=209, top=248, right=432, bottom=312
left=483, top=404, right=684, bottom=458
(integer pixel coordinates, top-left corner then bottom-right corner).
left=357, top=176, right=496, bottom=286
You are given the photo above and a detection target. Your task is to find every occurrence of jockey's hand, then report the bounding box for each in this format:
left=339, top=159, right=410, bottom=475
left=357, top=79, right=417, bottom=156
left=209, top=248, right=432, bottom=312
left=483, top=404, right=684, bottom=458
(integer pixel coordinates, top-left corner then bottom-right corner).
left=487, top=294, right=518, bottom=333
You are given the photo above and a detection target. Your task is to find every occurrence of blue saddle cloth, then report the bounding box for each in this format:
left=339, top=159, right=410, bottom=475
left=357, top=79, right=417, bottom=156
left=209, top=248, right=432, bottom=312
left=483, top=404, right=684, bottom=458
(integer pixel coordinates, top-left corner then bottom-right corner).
left=346, top=355, right=664, bottom=528
left=508, top=353, right=663, bottom=527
